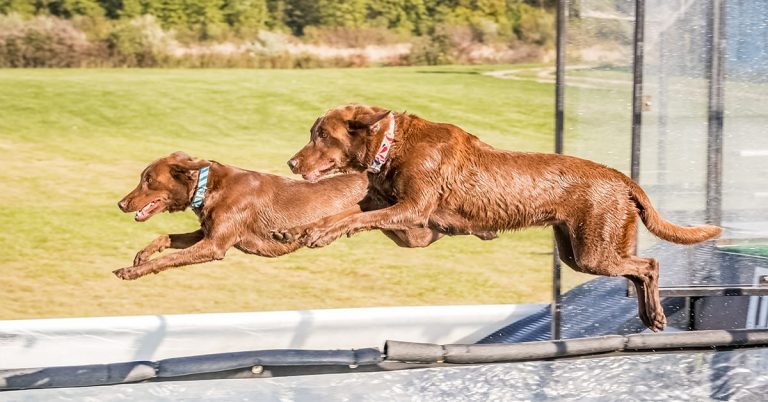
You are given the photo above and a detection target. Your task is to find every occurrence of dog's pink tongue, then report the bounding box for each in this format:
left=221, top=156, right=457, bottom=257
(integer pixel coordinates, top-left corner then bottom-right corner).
left=135, top=202, right=154, bottom=221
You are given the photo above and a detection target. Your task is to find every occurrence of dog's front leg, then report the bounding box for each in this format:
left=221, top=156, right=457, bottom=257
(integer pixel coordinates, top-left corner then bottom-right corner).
left=271, top=204, right=363, bottom=243
left=299, top=170, right=440, bottom=248
left=304, top=200, right=435, bottom=248
left=133, top=230, right=205, bottom=266
left=114, top=237, right=232, bottom=280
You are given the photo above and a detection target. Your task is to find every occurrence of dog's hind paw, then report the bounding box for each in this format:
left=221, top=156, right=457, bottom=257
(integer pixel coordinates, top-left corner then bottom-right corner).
left=641, top=309, right=667, bottom=332
left=651, top=313, right=667, bottom=332
left=474, top=231, right=498, bottom=241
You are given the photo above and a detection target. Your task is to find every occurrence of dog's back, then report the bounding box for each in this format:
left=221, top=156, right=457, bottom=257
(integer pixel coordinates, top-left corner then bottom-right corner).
left=398, top=115, right=721, bottom=243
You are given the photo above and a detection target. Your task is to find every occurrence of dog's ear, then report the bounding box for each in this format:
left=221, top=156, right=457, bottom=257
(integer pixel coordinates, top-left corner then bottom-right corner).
left=167, top=151, right=209, bottom=179
left=347, top=110, right=391, bottom=135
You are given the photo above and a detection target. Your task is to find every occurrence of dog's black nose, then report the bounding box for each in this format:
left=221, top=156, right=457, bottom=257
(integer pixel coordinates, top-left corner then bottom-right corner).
left=287, top=158, right=299, bottom=170
left=118, top=200, right=128, bottom=212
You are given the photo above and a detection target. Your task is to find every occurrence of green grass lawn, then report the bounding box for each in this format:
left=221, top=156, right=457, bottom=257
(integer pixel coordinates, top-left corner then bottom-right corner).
left=0, top=65, right=593, bottom=320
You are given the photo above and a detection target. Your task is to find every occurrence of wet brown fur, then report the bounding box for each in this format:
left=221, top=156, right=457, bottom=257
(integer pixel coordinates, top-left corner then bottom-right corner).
left=279, top=104, right=724, bottom=331
left=114, top=151, right=449, bottom=280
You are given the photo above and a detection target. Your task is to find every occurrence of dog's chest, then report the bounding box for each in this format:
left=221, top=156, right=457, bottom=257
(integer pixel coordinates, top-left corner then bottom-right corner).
left=368, top=171, right=399, bottom=204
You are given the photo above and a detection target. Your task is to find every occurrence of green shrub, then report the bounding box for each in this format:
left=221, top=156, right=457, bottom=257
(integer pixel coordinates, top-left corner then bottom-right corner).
left=405, top=34, right=452, bottom=65
left=302, top=26, right=406, bottom=47
left=0, top=2, right=555, bottom=68
left=0, top=14, right=91, bottom=67
left=510, top=3, right=554, bottom=46
left=106, top=15, right=175, bottom=67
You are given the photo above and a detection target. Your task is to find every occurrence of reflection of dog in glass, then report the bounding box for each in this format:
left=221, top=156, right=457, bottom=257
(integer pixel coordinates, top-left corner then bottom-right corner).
left=114, top=151, right=458, bottom=280
left=277, top=104, right=723, bottom=331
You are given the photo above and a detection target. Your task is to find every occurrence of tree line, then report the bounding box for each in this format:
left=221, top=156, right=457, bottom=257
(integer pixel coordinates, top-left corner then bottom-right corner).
left=0, top=0, right=554, bottom=41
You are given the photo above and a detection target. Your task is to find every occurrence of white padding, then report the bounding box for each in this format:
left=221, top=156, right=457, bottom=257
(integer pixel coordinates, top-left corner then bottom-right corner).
left=0, top=304, right=543, bottom=369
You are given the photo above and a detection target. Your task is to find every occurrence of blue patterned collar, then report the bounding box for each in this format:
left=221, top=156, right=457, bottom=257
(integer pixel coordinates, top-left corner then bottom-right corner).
left=190, top=166, right=209, bottom=210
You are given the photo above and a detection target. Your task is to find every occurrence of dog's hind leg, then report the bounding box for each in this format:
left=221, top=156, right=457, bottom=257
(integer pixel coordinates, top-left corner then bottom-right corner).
left=568, top=213, right=666, bottom=331
left=553, top=223, right=578, bottom=271
left=620, top=257, right=663, bottom=330
left=617, top=213, right=656, bottom=329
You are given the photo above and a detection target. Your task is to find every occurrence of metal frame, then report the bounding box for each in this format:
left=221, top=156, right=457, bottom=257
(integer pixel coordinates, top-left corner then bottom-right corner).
left=630, top=0, right=645, bottom=185
left=551, top=0, right=567, bottom=341
left=551, top=0, right=736, bottom=338
left=706, top=0, right=726, bottom=226
left=661, top=286, right=768, bottom=297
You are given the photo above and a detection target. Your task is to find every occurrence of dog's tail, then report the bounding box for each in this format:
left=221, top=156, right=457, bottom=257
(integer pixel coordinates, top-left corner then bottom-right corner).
left=625, top=178, right=722, bottom=244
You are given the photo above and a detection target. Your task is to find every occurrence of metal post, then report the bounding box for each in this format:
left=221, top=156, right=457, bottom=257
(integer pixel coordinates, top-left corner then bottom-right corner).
left=552, top=242, right=562, bottom=341
left=551, top=0, right=567, bottom=341
left=630, top=0, right=645, bottom=185
left=626, top=0, right=645, bottom=298
left=706, top=0, right=726, bottom=227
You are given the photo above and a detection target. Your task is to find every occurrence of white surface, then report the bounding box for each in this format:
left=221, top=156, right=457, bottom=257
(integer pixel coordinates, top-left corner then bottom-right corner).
left=0, top=304, right=542, bottom=369
left=739, top=150, right=768, bottom=157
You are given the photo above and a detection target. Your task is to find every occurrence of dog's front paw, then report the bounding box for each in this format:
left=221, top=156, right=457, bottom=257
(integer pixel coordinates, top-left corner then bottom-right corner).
left=271, top=228, right=303, bottom=243
left=113, top=267, right=144, bottom=280
left=304, top=229, right=341, bottom=248
left=133, top=249, right=153, bottom=266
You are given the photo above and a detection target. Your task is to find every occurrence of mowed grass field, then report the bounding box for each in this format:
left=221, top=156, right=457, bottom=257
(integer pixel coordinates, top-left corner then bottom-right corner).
left=0, top=65, right=593, bottom=319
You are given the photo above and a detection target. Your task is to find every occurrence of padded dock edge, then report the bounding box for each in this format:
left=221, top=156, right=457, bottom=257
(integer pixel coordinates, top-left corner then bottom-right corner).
left=385, top=329, right=768, bottom=364
left=0, top=348, right=382, bottom=391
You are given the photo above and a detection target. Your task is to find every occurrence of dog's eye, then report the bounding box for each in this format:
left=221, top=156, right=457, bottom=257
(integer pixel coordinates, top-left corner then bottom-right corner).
left=318, top=131, right=327, bottom=139
left=146, top=176, right=153, bottom=185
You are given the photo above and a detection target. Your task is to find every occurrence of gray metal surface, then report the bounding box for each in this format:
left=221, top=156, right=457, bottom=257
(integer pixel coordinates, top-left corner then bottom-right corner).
left=655, top=243, right=767, bottom=288
left=480, top=242, right=768, bottom=343
left=659, top=286, right=768, bottom=297
left=5, top=348, right=767, bottom=401
left=479, top=276, right=663, bottom=343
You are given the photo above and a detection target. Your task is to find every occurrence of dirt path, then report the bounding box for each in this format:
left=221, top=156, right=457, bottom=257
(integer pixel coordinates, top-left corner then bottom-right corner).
left=484, top=65, right=631, bottom=89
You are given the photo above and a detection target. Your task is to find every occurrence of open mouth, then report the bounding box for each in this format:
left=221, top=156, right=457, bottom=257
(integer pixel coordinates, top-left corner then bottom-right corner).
left=302, top=161, right=338, bottom=183
left=135, top=199, right=164, bottom=222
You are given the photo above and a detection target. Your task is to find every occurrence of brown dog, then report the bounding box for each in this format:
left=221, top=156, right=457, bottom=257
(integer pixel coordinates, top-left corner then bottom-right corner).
left=114, top=151, right=457, bottom=280
left=276, top=104, right=723, bottom=331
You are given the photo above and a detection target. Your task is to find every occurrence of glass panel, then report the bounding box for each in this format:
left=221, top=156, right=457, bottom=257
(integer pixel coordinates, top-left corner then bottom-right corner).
left=564, top=0, right=634, bottom=171
left=559, top=0, right=768, bottom=292
left=642, top=0, right=768, bottom=241
left=641, top=0, right=710, bottom=245
left=722, top=0, right=768, bottom=239
left=639, top=0, right=768, bottom=287
left=561, top=0, right=636, bottom=291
